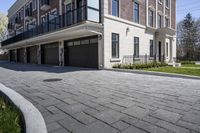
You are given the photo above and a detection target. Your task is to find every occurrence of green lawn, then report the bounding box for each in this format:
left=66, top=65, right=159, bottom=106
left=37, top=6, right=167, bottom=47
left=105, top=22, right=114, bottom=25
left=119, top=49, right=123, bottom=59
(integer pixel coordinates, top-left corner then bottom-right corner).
left=145, top=66, right=200, bottom=77
left=0, top=97, right=22, bottom=133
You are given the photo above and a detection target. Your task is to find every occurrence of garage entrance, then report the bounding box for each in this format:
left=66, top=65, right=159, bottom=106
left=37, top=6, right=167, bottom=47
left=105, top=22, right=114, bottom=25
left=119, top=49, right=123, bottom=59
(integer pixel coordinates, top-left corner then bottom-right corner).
left=17, top=48, right=25, bottom=63
left=27, top=46, right=38, bottom=64
left=10, top=50, right=16, bottom=62
left=64, top=36, right=98, bottom=68
left=41, top=42, right=59, bottom=65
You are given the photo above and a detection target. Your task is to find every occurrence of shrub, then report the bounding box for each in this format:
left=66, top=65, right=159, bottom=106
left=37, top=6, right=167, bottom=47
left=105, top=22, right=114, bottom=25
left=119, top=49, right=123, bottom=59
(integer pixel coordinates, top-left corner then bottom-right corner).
left=179, top=61, right=195, bottom=64
left=113, top=62, right=168, bottom=69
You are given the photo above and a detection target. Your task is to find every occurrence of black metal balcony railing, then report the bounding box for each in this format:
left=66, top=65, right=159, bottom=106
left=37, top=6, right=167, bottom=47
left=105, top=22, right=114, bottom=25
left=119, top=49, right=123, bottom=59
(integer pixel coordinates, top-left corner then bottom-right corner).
left=25, top=8, right=33, bottom=17
left=2, top=5, right=92, bottom=46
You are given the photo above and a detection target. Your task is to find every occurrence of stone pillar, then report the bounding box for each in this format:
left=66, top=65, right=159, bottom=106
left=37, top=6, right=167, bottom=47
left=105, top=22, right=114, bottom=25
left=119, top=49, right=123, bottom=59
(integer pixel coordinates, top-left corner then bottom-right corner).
left=59, top=41, right=64, bottom=66
left=37, top=45, right=41, bottom=64
left=169, top=39, right=173, bottom=62
left=98, top=34, right=104, bottom=69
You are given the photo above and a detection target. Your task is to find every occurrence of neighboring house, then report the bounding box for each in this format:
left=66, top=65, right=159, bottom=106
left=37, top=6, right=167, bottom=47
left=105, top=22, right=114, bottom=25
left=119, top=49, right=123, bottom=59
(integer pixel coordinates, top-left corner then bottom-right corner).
left=1, top=0, right=176, bottom=69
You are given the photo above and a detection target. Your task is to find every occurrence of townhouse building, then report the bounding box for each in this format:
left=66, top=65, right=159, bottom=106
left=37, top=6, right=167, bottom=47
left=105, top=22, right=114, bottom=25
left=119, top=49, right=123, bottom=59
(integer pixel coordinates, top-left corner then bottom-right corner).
left=1, top=0, right=176, bottom=69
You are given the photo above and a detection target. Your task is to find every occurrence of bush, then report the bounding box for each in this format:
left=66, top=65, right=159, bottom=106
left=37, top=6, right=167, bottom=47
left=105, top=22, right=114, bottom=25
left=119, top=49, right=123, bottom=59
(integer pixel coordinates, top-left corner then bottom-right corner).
left=179, top=61, right=195, bottom=64
left=113, top=62, right=168, bottom=69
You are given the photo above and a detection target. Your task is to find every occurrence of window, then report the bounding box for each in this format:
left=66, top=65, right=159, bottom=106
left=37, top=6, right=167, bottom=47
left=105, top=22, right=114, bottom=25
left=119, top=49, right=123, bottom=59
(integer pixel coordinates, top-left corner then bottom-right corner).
left=134, top=37, right=139, bottom=58
left=166, top=42, right=169, bottom=57
left=112, top=33, right=119, bottom=58
left=165, top=17, right=169, bottom=27
left=112, top=0, right=119, bottom=17
left=148, top=10, right=153, bottom=27
left=150, top=40, right=154, bottom=57
left=165, top=0, right=169, bottom=7
left=158, top=14, right=162, bottom=28
left=32, top=0, right=37, bottom=11
left=134, top=2, right=139, bottom=23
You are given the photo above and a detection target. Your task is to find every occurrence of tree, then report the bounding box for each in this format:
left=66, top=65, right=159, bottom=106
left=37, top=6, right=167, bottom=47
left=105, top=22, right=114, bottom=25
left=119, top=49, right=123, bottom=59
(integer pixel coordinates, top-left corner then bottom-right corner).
left=180, top=13, right=198, bottom=61
left=0, top=12, right=8, bottom=42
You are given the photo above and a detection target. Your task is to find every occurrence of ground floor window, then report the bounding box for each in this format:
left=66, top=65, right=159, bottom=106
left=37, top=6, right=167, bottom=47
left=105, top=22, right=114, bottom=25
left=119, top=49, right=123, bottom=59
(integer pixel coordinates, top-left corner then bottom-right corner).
left=166, top=42, right=169, bottom=57
left=150, top=40, right=154, bottom=57
left=134, top=37, right=139, bottom=58
left=112, top=33, right=119, bottom=58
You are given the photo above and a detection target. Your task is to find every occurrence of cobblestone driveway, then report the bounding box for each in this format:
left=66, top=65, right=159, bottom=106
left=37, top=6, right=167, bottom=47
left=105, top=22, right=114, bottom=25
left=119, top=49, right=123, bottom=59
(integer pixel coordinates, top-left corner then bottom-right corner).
left=0, top=62, right=200, bottom=133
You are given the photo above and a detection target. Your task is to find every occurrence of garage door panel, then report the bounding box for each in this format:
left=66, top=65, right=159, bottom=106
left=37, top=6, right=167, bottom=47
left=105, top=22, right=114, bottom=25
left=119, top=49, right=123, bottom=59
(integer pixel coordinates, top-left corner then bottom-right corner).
left=64, top=37, right=98, bottom=68
left=17, top=48, right=25, bottom=63
left=42, top=43, right=59, bottom=65
left=10, top=50, right=16, bottom=62
left=27, top=46, right=38, bottom=64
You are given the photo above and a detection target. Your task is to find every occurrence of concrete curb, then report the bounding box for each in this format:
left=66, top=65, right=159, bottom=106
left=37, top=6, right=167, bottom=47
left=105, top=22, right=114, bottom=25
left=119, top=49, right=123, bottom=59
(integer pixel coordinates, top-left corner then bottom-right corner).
left=0, top=83, right=47, bottom=133
left=105, top=68, right=200, bottom=80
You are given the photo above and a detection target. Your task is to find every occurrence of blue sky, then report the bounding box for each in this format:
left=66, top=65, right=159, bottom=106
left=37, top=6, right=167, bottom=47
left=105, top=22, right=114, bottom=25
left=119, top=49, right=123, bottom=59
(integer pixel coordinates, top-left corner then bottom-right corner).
left=0, top=0, right=199, bottom=23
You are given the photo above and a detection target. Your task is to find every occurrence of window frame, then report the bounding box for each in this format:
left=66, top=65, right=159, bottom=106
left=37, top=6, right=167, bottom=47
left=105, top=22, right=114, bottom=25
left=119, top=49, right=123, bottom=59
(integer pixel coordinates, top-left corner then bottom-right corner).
left=150, top=40, right=154, bottom=57
left=165, top=0, right=169, bottom=8
left=165, top=17, right=169, bottom=27
left=134, top=2, right=139, bottom=24
left=134, top=37, right=139, bottom=58
left=32, top=0, right=37, bottom=11
left=158, top=14, right=162, bottom=28
left=111, top=0, right=119, bottom=17
left=112, top=33, right=120, bottom=59
left=148, top=10, right=153, bottom=27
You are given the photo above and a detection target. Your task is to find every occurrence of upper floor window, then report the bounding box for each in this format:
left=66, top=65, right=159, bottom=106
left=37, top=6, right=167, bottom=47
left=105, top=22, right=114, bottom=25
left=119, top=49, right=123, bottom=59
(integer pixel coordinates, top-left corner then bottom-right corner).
left=32, top=0, right=37, bottom=11
left=134, top=2, right=139, bottom=23
left=112, top=0, right=119, bottom=17
left=165, top=17, right=169, bottom=27
left=158, top=14, right=162, bottom=28
left=148, top=10, right=153, bottom=27
left=112, top=33, right=119, bottom=58
left=134, top=37, right=139, bottom=58
left=165, top=0, right=169, bottom=8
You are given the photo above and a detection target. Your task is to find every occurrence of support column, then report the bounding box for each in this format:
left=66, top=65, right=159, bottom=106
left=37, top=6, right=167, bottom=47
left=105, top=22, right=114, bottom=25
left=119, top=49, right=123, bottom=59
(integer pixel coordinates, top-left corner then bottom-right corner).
left=59, top=41, right=64, bottom=66
left=24, top=48, right=27, bottom=63
left=169, top=39, right=173, bottom=62
left=163, top=39, right=166, bottom=62
left=15, top=49, right=18, bottom=63
left=37, top=45, right=41, bottom=64
left=98, top=34, right=104, bottom=69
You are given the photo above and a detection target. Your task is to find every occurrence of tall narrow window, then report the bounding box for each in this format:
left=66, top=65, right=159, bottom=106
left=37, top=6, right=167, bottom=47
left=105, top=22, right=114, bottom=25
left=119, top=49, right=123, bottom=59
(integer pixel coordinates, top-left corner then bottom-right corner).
left=32, top=0, right=36, bottom=11
left=166, top=0, right=169, bottom=7
left=150, top=40, right=154, bottom=57
left=112, top=33, right=119, bottom=58
left=134, top=37, right=139, bottom=58
left=134, top=2, right=139, bottom=23
left=112, top=0, right=119, bottom=17
left=158, top=14, right=162, bottom=28
left=165, top=17, right=169, bottom=27
left=148, top=10, right=153, bottom=27
left=166, top=43, right=169, bottom=57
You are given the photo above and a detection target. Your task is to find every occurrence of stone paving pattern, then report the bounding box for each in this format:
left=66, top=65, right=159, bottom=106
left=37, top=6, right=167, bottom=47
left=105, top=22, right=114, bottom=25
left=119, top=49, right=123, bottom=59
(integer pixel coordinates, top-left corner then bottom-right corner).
left=0, top=62, right=200, bottom=133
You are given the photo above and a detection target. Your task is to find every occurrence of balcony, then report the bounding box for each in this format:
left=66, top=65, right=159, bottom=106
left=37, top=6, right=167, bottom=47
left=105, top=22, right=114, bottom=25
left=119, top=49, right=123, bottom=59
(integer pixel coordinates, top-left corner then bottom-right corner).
left=8, top=23, right=13, bottom=32
left=25, top=9, right=33, bottom=20
left=15, top=17, right=21, bottom=27
left=1, top=4, right=101, bottom=47
left=40, top=0, right=50, bottom=11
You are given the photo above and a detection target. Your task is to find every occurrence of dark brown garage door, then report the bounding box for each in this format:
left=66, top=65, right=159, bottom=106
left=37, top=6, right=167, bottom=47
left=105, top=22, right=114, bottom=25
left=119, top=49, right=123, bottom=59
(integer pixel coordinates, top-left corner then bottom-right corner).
left=17, top=48, right=25, bottom=63
left=64, top=36, right=98, bottom=68
left=27, top=46, right=38, bottom=64
left=41, top=43, right=59, bottom=65
left=10, top=50, right=16, bottom=62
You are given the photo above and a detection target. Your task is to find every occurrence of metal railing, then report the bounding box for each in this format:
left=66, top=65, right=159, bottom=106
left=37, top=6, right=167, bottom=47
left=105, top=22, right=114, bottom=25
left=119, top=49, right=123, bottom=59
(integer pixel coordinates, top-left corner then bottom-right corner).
left=2, top=5, right=90, bottom=46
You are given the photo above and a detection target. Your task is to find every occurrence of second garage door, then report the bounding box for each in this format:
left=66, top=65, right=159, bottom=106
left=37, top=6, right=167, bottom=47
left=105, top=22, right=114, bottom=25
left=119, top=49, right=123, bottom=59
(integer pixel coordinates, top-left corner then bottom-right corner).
left=41, top=43, right=59, bottom=65
left=64, top=36, right=98, bottom=68
left=27, top=46, right=38, bottom=64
